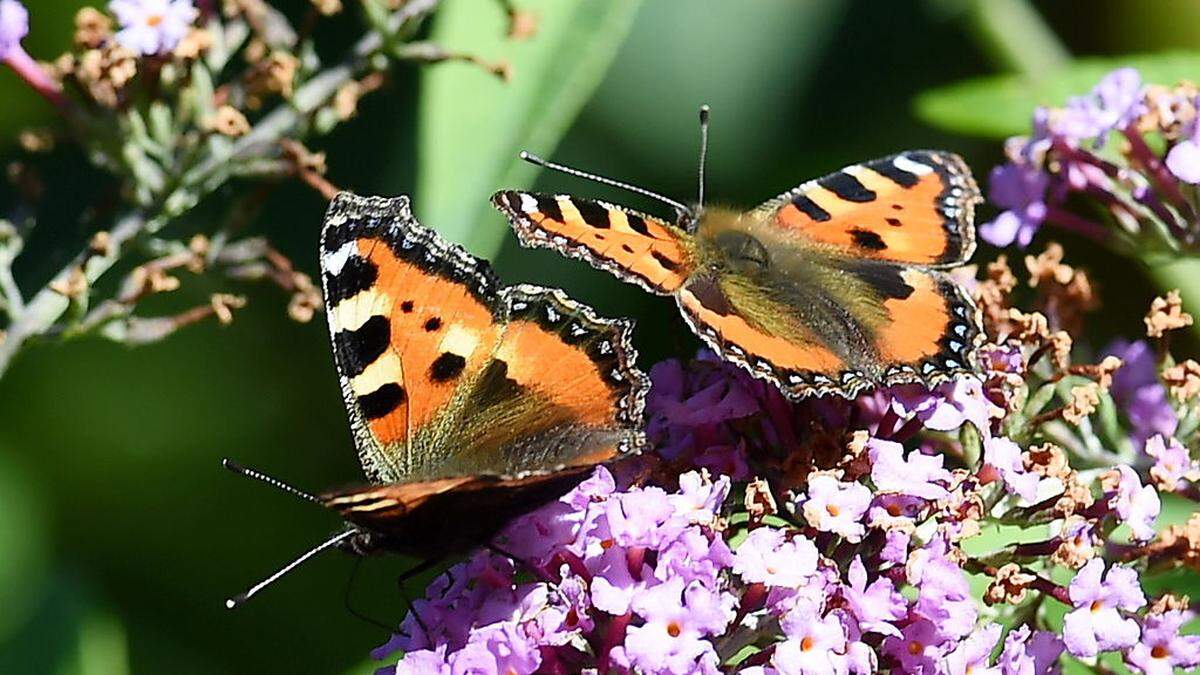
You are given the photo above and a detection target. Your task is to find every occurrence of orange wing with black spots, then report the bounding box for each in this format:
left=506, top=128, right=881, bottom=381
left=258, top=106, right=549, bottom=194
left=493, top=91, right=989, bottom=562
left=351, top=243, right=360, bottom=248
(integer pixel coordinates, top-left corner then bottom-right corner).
left=491, top=190, right=694, bottom=294
left=755, top=151, right=979, bottom=268
left=320, top=193, right=647, bottom=486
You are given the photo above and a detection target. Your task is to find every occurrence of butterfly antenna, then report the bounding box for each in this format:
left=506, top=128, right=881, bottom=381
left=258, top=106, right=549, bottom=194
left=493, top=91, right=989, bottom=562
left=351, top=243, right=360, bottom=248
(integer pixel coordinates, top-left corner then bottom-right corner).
left=225, top=529, right=357, bottom=609
left=518, top=151, right=692, bottom=220
left=697, top=104, right=710, bottom=210
left=222, top=458, right=321, bottom=505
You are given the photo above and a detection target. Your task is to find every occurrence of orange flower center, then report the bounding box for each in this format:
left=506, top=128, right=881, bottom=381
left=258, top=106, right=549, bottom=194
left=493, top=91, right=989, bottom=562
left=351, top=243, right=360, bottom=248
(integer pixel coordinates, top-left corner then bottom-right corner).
left=600, top=538, right=614, bottom=550
left=146, top=14, right=164, bottom=27
left=826, top=503, right=841, bottom=517
left=908, top=640, right=924, bottom=655
left=1090, top=600, right=1104, bottom=613
left=800, top=636, right=815, bottom=652
left=1151, top=644, right=1170, bottom=659
left=667, top=622, right=681, bottom=638
left=887, top=503, right=903, bottom=516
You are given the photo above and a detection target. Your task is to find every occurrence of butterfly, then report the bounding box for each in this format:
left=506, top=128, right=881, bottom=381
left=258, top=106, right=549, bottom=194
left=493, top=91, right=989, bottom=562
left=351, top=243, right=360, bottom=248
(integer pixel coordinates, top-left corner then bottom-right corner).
left=226, top=192, right=648, bottom=606
left=491, top=111, right=984, bottom=400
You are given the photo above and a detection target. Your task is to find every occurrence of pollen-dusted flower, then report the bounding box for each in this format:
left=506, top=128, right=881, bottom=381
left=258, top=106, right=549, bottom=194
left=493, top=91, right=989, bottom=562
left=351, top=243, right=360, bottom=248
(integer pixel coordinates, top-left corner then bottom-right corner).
left=732, top=526, right=818, bottom=589
left=1062, top=558, right=1145, bottom=657
left=799, top=473, right=871, bottom=542
left=110, top=0, right=198, bottom=56
left=1125, top=608, right=1200, bottom=674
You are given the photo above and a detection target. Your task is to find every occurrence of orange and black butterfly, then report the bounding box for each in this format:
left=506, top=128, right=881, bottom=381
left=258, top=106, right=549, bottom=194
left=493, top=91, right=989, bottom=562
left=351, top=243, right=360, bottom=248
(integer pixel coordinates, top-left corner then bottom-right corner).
left=226, top=193, right=647, bottom=606
left=492, top=109, right=984, bottom=399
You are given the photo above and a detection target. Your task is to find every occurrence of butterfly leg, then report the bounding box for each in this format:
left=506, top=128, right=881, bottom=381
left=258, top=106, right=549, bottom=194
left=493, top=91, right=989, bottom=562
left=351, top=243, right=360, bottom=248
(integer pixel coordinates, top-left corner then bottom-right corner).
left=342, top=556, right=395, bottom=633
left=394, top=556, right=443, bottom=644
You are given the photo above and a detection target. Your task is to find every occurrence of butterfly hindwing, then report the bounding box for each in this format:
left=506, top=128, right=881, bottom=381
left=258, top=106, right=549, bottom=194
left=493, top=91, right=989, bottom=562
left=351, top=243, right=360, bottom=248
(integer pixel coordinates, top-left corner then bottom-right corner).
left=491, top=190, right=695, bottom=295
left=754, top=150, right=979, bottom=268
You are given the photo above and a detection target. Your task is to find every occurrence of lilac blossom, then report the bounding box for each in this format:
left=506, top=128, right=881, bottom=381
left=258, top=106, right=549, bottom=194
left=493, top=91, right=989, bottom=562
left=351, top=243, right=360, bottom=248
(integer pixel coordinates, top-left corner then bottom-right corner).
left=868, top=437, right=953, bottom=500
left=110, top=0, right=198, bottom=55
left=944, top=622, right=1002, bottom=675
left=998, top=625, right=1065, bottom=675
left=983, top=436, right=1042, bottom=502
left=773, top=604, right=850, bottom=674
left=799, top=473, right=871, bottom=542
left=1062, top=558, right=1145, bottom=657
left=1050, top=67, right=1144, bottom=144
left=1105, top=339, right=1178, bottom=448
left=1125, top=609, right=1200, bottom=674
left=1165, top=110, right=1200, bottom=183
left=887, top=377, right=1002, bottom=435
left=1109, top=465, right=1161, bottom=541
left=1145, top=433, right=1198, bottom=490
left=839, top=557, right=904, bottom=636
left=0, top=0, right=26, bottom=60
left=980, top=163, right=1051, bottom=247
left=732, top=527, right=818, bottom=588
left=621, top=577, right=733, bottom=674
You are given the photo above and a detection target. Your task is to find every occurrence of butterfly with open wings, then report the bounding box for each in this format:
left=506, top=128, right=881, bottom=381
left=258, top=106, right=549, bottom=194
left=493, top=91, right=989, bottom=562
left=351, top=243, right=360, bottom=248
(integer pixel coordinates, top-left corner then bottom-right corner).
left=492, top=109, right=985, bottom=400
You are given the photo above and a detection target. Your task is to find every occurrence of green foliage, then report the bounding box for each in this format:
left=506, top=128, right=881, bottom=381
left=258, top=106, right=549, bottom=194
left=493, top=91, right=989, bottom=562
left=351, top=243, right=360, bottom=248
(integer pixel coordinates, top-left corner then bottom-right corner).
left=914, top=51, right=1200, bottom=139
left=417, top=0, right=643, bottom=258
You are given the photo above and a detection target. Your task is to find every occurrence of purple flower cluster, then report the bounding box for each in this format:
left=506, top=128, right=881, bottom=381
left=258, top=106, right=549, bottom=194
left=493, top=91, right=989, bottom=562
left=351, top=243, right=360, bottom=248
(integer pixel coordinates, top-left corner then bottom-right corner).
left=981, top=67, right=1200, bottom=253
left=372, top=339, right=1196, bottom=673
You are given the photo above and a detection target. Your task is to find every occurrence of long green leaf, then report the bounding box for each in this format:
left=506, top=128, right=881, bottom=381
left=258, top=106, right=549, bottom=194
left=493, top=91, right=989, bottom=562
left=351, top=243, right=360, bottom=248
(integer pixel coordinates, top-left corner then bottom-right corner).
left=416, top=0, right=643, bottom=257
left=914, top=51, right=1200, bottom=139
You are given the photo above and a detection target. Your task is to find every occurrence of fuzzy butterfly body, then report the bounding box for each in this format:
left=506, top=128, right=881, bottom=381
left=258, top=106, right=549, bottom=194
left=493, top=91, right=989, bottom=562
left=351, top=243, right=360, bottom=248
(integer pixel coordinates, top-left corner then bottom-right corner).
left=493, top=150, right=985, bottom=399
left=317, top=193, right=648, bottom=556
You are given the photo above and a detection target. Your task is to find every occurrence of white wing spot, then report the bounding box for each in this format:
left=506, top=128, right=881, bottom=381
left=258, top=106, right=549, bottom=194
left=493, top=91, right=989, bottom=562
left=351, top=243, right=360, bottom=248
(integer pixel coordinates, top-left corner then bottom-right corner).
left=894, top=155, right=934, bottom=176
left=323, top=241, right=358, bottom=276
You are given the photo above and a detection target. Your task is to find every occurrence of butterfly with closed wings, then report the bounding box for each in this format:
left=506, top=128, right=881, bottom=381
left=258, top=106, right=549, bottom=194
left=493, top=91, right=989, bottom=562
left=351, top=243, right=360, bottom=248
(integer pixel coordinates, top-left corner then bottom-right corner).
left=225, top=193, right=648, bottom=607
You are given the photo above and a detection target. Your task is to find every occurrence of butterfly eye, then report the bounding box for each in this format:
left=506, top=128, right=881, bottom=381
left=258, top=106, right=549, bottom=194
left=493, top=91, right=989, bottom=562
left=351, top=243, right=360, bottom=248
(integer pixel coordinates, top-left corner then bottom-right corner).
left=714, top=230, right=770, bottom=273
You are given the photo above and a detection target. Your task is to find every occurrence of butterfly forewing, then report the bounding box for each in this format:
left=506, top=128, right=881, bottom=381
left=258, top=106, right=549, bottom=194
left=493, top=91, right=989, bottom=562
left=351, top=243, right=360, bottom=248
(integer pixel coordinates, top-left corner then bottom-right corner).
left=753, top=150, right=979, bottom=268
left=491, top=190, right=695, bottom=294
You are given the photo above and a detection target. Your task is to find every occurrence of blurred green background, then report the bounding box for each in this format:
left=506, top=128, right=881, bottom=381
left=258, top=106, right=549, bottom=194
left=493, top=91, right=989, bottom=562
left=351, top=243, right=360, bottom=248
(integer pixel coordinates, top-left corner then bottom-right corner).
left=0, top=0, right=1197, bottom=672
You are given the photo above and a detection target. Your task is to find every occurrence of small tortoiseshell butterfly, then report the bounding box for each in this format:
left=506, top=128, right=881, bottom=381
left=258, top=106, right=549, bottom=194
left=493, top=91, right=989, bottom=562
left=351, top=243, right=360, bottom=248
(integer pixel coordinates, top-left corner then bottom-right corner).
left=226, top=193, right=647, bottom=606
left=492, top=109, right=985, bottom=399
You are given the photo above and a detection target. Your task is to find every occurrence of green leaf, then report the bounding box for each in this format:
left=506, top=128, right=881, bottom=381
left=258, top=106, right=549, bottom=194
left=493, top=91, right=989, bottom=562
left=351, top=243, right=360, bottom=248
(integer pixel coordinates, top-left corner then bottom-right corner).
left=416, top=0, right=643, bottom=258
left=914, top=51, right=1200, bottom=139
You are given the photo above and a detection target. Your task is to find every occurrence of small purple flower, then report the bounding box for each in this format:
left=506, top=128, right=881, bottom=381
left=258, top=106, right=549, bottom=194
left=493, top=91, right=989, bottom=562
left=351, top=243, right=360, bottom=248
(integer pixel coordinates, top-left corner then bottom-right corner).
left=879, top=528, right=911, bottom=565
left=983, top=436, right=1042, bottom=503
left=732, top=527, right=818, bottom=588
left=883, top=619, right=945, bottom=673
left=840, top=557, right=904, bottom=637
left=773, top=604, right=850, bottom=674
left=1125, top=609, right=1200, bottom=674
left=800, top=473, right=872, bottom=542
left=448, top=622, right=541, bottom=675
left=1166, top=111, right=1200, bottom=183
left=1145, top=434, right=1198, bottom=491
left=1052, top=67, right=1144, bottom=144
left=110, top=0, right=198, bottom=56
left=979, top=162, right=1050, bottom=248
left=1109, top=465, right=1161, bottom=542
left=392, top=646, right=449, bottom=675
left=670, top=470, right=731, bottom=526
left=1062, top=558, right=1145, bottom=657
left=1104, top=339, right=1178, bottom=448
left=944, top=622, right=1002, bottom=675
left=911, top=545, right=977, bottom=640
left=0, top=0, right=27, bottom=60
left=998, top=625, right=1064, bottom=675
left=868, top=438, right=952, bottom=500
left=888, top=377, right=1002, bottom=435
left=623, top=577, right=733, bottom=675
